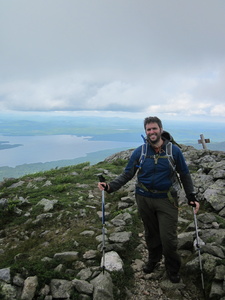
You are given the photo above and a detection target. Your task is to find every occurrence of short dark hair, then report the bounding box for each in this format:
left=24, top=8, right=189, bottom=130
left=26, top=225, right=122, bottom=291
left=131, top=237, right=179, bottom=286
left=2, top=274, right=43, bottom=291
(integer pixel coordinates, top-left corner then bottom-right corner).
left=144, top=116, right=163, bottom=129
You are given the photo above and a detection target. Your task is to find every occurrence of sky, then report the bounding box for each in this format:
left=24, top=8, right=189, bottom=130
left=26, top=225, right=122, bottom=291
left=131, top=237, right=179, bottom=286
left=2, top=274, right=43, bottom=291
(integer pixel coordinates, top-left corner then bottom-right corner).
left=1, top=0, right=225, bottom=122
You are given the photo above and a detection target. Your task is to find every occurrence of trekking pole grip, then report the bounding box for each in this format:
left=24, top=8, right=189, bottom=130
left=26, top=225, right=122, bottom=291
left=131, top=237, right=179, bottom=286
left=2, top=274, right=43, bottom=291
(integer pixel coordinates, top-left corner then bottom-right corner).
left=98, top=175, right=106, bottom=182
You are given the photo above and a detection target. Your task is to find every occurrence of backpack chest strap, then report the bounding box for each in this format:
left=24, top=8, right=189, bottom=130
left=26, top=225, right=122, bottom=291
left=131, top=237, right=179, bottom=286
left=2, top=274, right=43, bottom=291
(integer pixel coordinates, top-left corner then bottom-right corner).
left=146, top=154, right=169, bottom=164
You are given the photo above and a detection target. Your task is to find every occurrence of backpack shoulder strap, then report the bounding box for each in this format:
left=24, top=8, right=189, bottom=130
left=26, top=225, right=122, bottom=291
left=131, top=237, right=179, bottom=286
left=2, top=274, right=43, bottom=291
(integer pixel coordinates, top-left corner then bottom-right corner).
left=166, top=142, right=182, bottom=188
left=166, top=142, right=176, bottom=171
left=137, top=135, right=148, bottom=169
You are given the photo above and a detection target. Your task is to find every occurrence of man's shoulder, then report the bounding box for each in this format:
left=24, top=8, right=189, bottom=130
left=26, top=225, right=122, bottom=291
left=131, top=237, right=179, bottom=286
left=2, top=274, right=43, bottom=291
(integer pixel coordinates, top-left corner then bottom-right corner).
left=171, top=143, right=181, bottom=150
left=171, top=143, right=184, bottom=157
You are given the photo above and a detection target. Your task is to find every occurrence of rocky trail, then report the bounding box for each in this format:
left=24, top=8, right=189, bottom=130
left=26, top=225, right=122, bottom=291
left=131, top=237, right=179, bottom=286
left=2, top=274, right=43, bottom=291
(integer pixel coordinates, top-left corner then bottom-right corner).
left=127, top=235, right=205, bottom=300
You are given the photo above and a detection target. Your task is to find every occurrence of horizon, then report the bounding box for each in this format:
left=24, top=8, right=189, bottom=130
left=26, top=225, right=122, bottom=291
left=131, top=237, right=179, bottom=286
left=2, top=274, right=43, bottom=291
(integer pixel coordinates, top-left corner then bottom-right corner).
left=0, top=111, right=224, bottom=180
left=0, top=109, right=225, bottom=123
left=0, top=112, right=225, bottom=144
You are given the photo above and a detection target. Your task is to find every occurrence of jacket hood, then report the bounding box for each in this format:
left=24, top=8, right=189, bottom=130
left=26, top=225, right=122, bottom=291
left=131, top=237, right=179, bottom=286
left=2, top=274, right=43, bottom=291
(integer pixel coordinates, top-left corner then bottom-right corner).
left=162, top=130, right=181, bottom=148
left=162, top=130, right=173, bottom=142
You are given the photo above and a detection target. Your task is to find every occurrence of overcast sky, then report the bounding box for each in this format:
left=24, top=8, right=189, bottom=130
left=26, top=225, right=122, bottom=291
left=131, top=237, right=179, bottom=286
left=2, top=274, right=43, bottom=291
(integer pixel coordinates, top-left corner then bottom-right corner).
left=1, top=0, right=225, bottom=122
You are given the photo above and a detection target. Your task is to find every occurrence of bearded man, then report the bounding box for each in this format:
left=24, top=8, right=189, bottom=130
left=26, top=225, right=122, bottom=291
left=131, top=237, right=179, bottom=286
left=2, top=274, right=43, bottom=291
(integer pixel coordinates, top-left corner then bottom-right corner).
left=98, top=116, right=199, bottom=283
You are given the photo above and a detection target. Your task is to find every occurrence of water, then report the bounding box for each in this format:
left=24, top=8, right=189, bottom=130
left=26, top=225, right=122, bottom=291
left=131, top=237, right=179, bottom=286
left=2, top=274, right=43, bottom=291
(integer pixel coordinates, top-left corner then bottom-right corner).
left=0, top=118, right=225, bottom=168
left=0, top=135, right=139, bottom=168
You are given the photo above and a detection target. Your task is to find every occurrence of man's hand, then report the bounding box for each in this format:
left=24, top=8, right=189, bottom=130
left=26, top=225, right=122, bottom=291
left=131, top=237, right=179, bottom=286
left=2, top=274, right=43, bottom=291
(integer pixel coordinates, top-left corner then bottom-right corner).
left=188, top=193, right=200, bottom=214
left=98, top=182, right=109, bottom=191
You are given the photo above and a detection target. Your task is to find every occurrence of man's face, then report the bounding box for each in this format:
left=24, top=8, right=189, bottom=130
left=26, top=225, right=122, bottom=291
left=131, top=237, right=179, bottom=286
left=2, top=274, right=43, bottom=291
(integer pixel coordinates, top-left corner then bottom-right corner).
left=145, top=122, right=162, bottom=144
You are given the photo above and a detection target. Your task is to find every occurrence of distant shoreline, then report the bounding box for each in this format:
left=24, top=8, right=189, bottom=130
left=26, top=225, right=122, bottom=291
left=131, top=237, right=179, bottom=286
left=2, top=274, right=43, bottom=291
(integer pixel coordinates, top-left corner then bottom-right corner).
left=0, top=147, right=131, bottom=181
left=0, top=142, right=224, bottom=181
left=0, top=141, right=23, bottom=150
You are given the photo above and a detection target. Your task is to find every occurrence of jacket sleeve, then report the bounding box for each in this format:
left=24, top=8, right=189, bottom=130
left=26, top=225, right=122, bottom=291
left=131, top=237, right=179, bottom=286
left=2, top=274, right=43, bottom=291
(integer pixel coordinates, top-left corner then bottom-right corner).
left=107, top=147, right=141, bottom=193
left=179, top=172, right=195, bottom=197
left=174, top=146, right=195, bottom=197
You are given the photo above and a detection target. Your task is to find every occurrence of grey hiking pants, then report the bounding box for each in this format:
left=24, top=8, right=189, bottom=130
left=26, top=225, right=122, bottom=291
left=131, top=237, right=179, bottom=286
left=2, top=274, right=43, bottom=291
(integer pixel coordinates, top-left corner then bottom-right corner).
left=135, top=193, right=181, bottom=274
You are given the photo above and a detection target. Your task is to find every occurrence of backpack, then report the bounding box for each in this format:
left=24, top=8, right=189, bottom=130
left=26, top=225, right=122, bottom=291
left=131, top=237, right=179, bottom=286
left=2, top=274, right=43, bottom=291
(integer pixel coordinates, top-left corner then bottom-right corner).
left=137, top=131, right=182, bottom=187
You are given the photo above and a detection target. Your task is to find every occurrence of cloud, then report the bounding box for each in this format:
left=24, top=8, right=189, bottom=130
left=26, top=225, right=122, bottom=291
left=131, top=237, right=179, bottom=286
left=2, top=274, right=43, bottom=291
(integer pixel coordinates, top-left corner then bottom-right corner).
left=0, top=0, right=225, bottom=121
left=211, top=104, right=225, bottom=117
left=146, top=93, right=213, bottom=116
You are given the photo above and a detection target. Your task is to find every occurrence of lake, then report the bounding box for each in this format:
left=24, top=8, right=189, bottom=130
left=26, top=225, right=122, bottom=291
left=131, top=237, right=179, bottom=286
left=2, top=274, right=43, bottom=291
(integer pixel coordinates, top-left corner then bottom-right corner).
left=0, top=135, right=140, bottom=168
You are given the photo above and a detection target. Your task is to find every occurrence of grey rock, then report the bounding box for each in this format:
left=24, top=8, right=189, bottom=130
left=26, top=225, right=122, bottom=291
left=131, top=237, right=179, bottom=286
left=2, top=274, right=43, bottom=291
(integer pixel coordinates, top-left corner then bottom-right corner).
left=120, top=196, right=135, bottom=204
left=91, top=271, right=114, bottom=300
left=13, top=273, right=24, bottom=287
left=8, top=181, right=25, bottom=188
left=0, top=198, right=8, bottom=209
left=83, top=250, right=98, bottom=260
left=209, top=281, right=225, bottom=299
left=43, top=180, right=52, bottom=187
left=0, top=283, right=17, bottom=300
left=111, top=217, right=126, bottom=226
left=204, top=180, right=225, bottom=211
left=72, top=279, right=93, bottom=294
left=111, top=212, right=132, bottom=226
left=101, top=251, right=124, bottom=272
left=50, top=279, right=73, bottom=299
left=36, top=198, right=58, bottom=212
left=202, top=253, right=222, bottom=275
left=80, top=230, right=95, bottom=237
left=0, top=267, right=11, bottom=283
left=54, top=264, right=66, bottom=273
left=21, top=276, right=38, bottom=300
left=178, top=232, right=194, bottom=250
left=197, top=213, right=217, bottom=224
left=214, top=265, right=225, bottom=281
left=44, top=295, right=53, bottom=300
left=201, top=244, right=225, bottom=259
left=17, top=196, right=30, bottom=206
left=109, top=231, right=132, bottom=243
left=201, top=228, right=225, bottom=244
left=54, top=251, right=79, bottom=262
left=118, top=201, right=131, bottom=209
left=33, top=213, right=53, bottom=224
left=39, top=284, right=50, bottom=297
left=77, top=268, right=92, bottom=280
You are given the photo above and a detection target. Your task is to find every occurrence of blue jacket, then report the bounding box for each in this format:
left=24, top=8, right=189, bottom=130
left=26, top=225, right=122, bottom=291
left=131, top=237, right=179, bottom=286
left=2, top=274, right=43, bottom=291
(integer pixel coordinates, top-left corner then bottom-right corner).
left=108, top=140, right=194, bottom=198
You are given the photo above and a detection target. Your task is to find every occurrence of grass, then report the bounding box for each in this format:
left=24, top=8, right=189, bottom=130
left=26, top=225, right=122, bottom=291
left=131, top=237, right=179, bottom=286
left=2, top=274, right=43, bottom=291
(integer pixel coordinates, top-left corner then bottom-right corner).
left=0, top=158, right=144, bottom=299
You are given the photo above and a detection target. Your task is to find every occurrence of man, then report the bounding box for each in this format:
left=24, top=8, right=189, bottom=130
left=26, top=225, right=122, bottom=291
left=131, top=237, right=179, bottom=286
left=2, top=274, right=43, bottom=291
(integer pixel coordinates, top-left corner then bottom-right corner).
left=98, top=116, right=199, bottom=283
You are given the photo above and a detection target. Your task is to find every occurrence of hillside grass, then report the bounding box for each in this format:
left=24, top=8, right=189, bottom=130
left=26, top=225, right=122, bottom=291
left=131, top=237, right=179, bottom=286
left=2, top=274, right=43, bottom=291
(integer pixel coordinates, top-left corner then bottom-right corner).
left=0, top=159, right=143, bottom=299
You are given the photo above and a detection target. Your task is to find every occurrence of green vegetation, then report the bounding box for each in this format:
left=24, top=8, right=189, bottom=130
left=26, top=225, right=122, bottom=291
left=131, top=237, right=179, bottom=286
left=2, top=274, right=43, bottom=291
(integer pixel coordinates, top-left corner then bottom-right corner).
left=215, top=215, right=225, bottom=229
left=0, top=158, right=143, bottom=299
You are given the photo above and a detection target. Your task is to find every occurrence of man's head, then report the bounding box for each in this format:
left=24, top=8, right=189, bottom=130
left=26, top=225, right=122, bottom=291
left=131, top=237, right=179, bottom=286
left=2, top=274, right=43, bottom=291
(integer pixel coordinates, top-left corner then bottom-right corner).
left=144, top=116, right=163, bottom=145
left=144, top=116, right=163, bottom=130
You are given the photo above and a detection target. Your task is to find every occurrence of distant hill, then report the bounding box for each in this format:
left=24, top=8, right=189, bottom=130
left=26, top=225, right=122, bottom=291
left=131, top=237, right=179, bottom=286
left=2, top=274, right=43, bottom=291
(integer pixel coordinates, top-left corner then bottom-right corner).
left=0, top=147, right=131, bottom=181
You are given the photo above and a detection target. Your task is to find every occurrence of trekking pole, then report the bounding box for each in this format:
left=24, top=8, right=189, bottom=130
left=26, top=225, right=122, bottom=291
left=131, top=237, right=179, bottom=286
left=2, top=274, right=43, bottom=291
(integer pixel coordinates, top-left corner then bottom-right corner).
left=193, top=207, right=205, bottom=295
left=98, top=174, right=106, bottom=274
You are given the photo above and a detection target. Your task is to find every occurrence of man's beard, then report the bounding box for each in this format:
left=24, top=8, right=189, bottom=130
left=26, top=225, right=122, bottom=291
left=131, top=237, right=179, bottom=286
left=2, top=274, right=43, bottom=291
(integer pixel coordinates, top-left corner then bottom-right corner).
left=147, top=133, right=161, bottom=144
